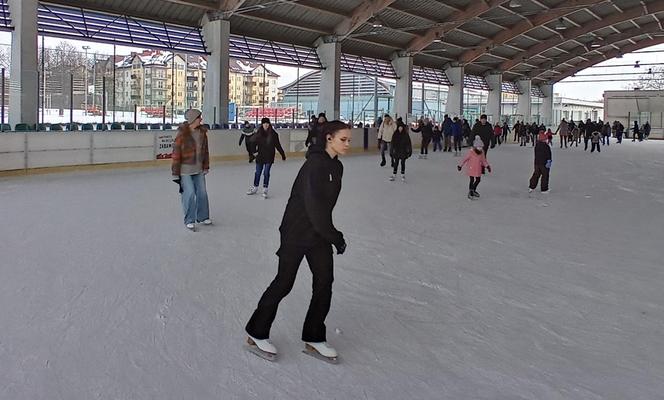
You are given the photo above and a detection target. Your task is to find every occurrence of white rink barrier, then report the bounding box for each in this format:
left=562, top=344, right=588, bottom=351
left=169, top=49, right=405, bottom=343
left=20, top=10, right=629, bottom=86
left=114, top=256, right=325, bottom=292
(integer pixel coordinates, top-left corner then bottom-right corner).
left=0, top=128, right=368, bottom=172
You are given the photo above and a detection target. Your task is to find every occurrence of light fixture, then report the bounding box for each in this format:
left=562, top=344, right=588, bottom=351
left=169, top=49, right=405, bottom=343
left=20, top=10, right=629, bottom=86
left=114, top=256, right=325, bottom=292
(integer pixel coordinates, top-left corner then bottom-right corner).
left=555, top=18, right=567, bottom=30
left=433, top=32, right=444, bottom=43
left=508, top=0, right=522, bottom=7
left=590, top=42, right=601, bottom=48
left=369, top=16, right=383, bottom=28
left=634, top=60, right=640, bottom=68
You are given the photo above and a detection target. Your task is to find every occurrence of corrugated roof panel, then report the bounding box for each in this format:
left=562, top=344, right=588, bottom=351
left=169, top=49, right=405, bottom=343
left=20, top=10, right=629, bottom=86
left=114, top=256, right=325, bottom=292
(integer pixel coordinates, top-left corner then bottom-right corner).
left=502, top=81, right=522, bottom=95
left=341, top=53, right=397, bottom=79
left=37, top=2, right=207, bottom=53
left=0, top=0, right=11, bottom=31
left=412, top=66, right=451, bottom=86
left=228, top=34, right=322, bottom=69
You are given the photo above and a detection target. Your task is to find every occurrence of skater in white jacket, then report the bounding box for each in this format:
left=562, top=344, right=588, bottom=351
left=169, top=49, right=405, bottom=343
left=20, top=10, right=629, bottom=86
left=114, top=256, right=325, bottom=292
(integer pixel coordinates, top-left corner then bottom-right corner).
left=377, top=114, right=396, bottom=167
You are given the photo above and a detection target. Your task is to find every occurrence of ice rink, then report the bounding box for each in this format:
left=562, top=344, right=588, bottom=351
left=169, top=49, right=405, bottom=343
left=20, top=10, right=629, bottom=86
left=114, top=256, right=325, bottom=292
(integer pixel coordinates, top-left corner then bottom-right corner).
left=1, top=139, right=663, bottom=400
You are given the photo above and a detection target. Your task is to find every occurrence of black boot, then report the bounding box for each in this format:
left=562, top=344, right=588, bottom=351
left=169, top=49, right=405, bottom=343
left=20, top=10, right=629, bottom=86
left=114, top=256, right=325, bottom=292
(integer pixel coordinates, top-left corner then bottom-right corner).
left=380, top=157, right=386, bottom=167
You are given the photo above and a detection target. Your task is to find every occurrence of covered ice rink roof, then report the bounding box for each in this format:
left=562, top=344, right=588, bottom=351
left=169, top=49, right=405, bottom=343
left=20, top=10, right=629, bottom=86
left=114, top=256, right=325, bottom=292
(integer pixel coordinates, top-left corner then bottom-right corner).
left=34, top=0, right=664, bottom=84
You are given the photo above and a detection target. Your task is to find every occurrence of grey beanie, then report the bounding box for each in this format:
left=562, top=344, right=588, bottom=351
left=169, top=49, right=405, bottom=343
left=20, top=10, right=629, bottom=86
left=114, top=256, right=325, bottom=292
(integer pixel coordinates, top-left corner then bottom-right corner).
left=185, top=109, right=202, bottom=124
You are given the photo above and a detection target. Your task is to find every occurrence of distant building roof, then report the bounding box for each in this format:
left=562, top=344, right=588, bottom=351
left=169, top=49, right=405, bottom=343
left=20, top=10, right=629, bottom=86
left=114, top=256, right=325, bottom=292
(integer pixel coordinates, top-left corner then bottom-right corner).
left=281, top=70, right=393, bottom=98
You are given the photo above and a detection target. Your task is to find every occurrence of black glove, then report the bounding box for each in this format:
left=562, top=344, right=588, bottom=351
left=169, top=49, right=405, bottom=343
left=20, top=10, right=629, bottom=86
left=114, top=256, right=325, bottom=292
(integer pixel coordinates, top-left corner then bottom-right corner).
left=457, top=165, right=462, bottom=171
left=487, top=165, right=492, bottom=173
left=173, top=177, right=183, bottom=194
left=334, top=239, right=347, bottom=255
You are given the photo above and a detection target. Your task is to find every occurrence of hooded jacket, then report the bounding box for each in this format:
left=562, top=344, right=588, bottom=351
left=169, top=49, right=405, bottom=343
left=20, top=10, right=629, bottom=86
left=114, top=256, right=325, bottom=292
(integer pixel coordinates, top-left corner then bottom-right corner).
left=254, top=126, right=286, bottom=164
left=279, top=146, right=344, bottom=248
left=378, top=119, right=396, bottom=142
left=390, top=123, right=413, bottom=159
left=472, top=121, right=493, bottom=147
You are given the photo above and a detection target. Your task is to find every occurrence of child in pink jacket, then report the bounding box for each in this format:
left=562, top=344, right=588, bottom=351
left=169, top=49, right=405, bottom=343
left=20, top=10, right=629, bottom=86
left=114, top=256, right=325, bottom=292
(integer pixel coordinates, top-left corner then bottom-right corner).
left=458, top=135, right=491, bottom=199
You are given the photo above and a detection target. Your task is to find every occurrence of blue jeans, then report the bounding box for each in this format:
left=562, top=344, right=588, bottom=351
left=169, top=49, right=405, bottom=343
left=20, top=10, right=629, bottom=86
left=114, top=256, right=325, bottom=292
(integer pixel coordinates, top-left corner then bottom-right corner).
left=254, top=163, right=272, bottom=188
left=180, top=173, right=210, bottom=224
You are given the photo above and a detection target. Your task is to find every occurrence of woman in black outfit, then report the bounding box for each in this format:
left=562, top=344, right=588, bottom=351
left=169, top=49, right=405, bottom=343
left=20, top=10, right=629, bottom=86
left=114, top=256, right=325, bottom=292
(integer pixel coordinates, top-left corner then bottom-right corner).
left=246, top=117, right=286, bottom=198
left=245, top=120, right=350, bottom=363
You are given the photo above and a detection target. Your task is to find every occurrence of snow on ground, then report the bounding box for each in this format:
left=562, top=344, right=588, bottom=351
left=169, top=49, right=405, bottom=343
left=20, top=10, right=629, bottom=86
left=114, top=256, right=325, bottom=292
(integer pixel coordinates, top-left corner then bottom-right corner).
left=1, top=140, right=663, bottom=400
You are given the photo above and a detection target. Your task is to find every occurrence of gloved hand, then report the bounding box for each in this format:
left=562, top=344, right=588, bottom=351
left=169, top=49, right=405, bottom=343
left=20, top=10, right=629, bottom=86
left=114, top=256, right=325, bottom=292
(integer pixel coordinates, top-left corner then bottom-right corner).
left=487, top=165, right=492, bottom=173
left=545, top=160, right=552, bottom=169
left=172, top=176, right=183, bottom=194
left=334, top=238, right=347, bottom=255
left=203, top=169, right=209, bottom=175
left=457, top=165, right=462, bottom=172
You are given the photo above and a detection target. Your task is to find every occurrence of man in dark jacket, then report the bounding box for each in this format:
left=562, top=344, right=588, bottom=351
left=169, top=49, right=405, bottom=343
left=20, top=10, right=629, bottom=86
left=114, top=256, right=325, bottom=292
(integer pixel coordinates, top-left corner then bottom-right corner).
left=472, top=114, right=494, bottom=157
left=529, top=132, right=552, bottom=193
left=442, top=115, right=453, bottom=152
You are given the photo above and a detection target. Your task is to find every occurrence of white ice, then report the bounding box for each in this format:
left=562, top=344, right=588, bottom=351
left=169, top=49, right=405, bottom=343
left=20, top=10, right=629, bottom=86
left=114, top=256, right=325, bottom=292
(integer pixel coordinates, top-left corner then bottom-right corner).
left=1, top=140, right=663, bottom=399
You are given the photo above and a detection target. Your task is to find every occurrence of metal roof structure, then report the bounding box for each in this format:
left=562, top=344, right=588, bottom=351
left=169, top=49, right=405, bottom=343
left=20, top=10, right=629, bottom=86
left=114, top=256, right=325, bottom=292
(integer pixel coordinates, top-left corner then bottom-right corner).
left=0, top=0, right=11, bottom=31
left=37, top=0, right=664, bottom=85
left=280, top=70, right=395, bottom=97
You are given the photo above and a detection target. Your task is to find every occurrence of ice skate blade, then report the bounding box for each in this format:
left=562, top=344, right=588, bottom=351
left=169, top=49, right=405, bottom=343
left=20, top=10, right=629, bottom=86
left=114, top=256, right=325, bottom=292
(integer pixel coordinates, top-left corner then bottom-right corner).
left=302, top=346, right=339, bottom=364
left=245, top=343, right=277, bottom=362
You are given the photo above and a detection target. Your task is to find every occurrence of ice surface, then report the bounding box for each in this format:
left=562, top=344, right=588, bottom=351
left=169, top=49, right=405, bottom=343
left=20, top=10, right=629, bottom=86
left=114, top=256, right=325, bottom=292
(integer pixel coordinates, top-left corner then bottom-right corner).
left=1, top=141, right=663, bottom=399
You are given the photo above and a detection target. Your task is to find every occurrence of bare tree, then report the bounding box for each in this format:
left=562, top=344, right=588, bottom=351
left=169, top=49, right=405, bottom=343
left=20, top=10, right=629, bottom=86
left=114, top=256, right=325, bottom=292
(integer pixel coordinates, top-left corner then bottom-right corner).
left=625, top=67, right=664, bottom=90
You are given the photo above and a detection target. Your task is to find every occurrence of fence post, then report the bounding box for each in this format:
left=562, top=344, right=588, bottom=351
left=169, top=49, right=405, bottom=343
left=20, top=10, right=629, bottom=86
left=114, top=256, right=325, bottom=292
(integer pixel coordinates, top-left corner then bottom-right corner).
left=1, top=68, right=5, bottom=132
left=162, top=105, right=166, bottom=129
left=102, top=77, right=106, bottom=130
left=134, top=104, right=137, bottom=129
left=70, top=73, right=74, bottom=128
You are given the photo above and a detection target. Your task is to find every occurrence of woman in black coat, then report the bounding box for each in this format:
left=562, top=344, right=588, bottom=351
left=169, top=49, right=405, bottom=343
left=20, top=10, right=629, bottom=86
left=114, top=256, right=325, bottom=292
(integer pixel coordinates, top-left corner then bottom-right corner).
left=245, top=120, right=351, bottom=362
left=389, top=122, right=413, bottom=181
left=246, top=117, right=286, bottom=198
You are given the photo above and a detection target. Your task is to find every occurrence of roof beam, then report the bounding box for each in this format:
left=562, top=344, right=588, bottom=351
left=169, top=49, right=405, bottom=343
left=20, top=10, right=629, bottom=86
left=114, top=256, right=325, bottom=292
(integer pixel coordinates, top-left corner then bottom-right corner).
left=233, top=13, right=329, bottom=34
left=499, top=1, right=664, bottom=72
left=42, top=0, right=199, bottom=26
left=553, top=36, right=664, bottom=82
left=458, top=0, right=607, bottom=65
left=335, top=0, right=397, bottom=38
left=161, top=0, right=219, bottom=10
left=407, top=0, right=509, bottom=53
left=524, top=25, right=663, bottom=78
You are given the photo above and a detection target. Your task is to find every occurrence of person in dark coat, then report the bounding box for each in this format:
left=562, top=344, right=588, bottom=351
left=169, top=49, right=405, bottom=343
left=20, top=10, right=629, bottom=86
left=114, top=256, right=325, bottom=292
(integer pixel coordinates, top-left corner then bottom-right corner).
left=601, top=122, right=611, bottom=146
left=591, top=130, right=601, bottom=153
left=389, top=121, right=412, bottom=181
left=432, top=123, right=443, bottom=152
left=583, top=119, right=593, bottom=151
left=452, top=117, right=463, bottom=156
left=632, top=121, right=641, bottom=142
left=462, top=118, right=472, bottom=146
left=529, top=132, right=552, bottom=193
left=643, top=121, right=651, bottom=140
left=246, top=117, right=286, bottom=198
left=501, top=121, right=510, bottom=144
left=411, top=118, right=433, bottom=158
left=471, top=114, right=494, bottom=157
left=245, top=120, right=350, bottom=360
left=239, top=120, right=256, bottom=162
left=442, top=115, right=453, bottom=152
left=306, top=113, right=327, bottom=147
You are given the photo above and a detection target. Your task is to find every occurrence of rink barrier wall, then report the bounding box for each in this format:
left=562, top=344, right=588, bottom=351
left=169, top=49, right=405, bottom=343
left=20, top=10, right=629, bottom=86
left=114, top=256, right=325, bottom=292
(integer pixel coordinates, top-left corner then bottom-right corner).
left=0, top=129, right=370, bottom=174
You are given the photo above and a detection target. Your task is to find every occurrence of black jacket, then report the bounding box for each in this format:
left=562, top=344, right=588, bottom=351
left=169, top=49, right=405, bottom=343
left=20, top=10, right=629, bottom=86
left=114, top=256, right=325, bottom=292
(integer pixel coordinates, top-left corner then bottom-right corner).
left=253, top=127, right=286, bottom=164
left=279, top=146, right=344, bottom=248
left=472, top=121, right=493, bottom=147
left=306, top=122, right=324, bottom=147
left=411, top=122, right=433, bottom=140
left=390, top=126, right=413, bottom=159
left=534, top=141, right=552, bottom=166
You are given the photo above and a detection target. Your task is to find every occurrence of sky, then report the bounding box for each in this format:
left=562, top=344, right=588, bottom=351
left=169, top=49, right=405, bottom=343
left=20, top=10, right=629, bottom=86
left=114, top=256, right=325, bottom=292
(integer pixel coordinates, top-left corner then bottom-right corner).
left=1, top=32, right=662, bottom=101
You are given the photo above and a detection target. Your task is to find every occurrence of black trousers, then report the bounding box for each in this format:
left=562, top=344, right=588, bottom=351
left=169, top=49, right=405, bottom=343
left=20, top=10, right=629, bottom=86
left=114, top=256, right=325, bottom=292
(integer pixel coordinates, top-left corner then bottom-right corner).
left=469, top=176, right=481, bottom=191
left=560, top=135, right=567, bottom=148
left=529, top=165, right=550, bottom=191
left=584, top=138, right=590, bottom=150
left=246, top=242, right=334, bottom=342
left=421, top=137, right=431, bottom=154
left=393, top=158, right=406, bottom=174
left=591, top=142, right=601, bottom=153
left=454, top=136, right=462, bottom=151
